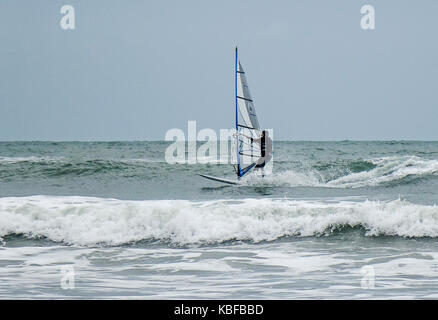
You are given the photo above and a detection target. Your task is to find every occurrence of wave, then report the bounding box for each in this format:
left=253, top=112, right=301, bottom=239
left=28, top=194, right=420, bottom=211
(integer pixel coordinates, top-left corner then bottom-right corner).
left=2, top=154, right=438, bottom=188
left=0, top=157, right=165, bottom=179
left=0, top=156, right=162, bottom=165
left=1, top=196, right=438, bottom=246
left=0, top=156, right=65, bottom=163
left=328, top=156, right=438, bottom=188
left=255, top=156, right=438, bottom=188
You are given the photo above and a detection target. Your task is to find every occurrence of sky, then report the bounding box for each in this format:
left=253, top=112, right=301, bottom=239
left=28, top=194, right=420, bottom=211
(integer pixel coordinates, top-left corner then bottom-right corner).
left=1, top=0, right=438, bottom=141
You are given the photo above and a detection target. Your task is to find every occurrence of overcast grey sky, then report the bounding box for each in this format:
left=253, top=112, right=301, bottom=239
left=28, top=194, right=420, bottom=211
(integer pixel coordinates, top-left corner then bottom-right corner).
left=1, top=0, right=438, bottom=140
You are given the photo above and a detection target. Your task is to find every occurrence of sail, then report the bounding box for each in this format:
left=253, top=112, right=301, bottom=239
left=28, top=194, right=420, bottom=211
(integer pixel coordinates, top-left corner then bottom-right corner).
left=237, top=62, right=260, bottom=131
left=235, top=48, right=261, bottom=178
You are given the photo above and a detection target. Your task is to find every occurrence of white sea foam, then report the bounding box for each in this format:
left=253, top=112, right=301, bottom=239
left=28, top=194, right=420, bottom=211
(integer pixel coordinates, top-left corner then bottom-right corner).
left=249, top=168, right=323, bottom=187
left=328, top=156, right=438, bottom=188
left=254, top=156, right=438, bottom=188
left=1, top=196, right=438, bottom=246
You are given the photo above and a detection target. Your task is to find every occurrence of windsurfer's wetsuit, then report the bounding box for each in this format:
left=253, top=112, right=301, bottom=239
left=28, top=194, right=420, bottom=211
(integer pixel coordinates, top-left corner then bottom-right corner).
left=251, top=135, right=272, bottom=168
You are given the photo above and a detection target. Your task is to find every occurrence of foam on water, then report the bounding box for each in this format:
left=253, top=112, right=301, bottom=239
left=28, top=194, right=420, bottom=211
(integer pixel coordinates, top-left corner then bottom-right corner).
left=2, top=142, right=438, bottom=299
left=1, top=196, right=438, bottom=246
left=251, top=156, right=438, bottom=188
left=328, top=156, right=438, bottom=188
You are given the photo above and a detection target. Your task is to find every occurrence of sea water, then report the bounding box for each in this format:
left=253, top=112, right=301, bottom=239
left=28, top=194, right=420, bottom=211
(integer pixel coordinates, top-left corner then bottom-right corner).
left=1, top=141, right=438, bottom=299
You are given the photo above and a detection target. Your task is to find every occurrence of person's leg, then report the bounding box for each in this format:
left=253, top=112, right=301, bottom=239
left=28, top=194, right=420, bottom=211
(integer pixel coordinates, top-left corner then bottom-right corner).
left=255, top=157, right=266, bottom=177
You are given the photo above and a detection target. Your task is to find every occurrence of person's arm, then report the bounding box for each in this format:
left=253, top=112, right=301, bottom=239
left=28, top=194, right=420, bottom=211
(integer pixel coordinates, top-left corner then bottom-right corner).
left=233, top=132, right=261, bottom=143
left=233, top=132, right=252, bottom=140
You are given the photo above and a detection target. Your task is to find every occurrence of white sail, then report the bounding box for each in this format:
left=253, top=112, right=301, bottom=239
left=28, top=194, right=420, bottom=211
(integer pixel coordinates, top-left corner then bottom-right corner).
left=235, top=48, right=261, bottom=177
left=237, top=62, right=260, bottom=131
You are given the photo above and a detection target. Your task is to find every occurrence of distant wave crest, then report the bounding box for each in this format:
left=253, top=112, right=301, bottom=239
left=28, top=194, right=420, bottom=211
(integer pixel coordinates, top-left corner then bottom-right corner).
left=254, top=156, right=438, bottom=188
left=0, top=156, right=163, bottom=179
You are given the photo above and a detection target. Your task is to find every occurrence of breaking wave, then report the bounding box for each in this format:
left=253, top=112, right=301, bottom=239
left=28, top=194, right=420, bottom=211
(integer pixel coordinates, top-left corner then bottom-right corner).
left=256, top=156, right=438, bottom=188
left=1, top=196, right=438, bottom=246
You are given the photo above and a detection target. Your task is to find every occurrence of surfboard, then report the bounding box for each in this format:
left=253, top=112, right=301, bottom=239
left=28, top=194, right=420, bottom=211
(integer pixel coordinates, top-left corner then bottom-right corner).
left=197, top=174, right=241, bottom=185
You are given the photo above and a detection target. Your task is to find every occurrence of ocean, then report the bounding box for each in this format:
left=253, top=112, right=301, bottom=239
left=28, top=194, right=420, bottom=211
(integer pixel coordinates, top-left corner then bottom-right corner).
left=1, top=141, right=438, bottom=299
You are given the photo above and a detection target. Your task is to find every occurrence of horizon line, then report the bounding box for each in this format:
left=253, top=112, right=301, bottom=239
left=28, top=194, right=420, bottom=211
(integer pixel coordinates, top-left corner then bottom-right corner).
left=1, top=139, right=438, bottom=143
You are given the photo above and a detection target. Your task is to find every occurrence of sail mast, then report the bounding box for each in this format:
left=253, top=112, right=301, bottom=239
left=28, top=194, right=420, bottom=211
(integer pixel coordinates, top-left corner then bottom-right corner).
left=235, top=47, right=241, bottom=177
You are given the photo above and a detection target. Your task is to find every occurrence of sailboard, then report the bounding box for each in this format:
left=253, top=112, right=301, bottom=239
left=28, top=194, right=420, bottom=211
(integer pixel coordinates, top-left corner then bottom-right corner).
left=199, top=47, right=262, bottom=184
left=197, top=173, right=241, bottom=185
